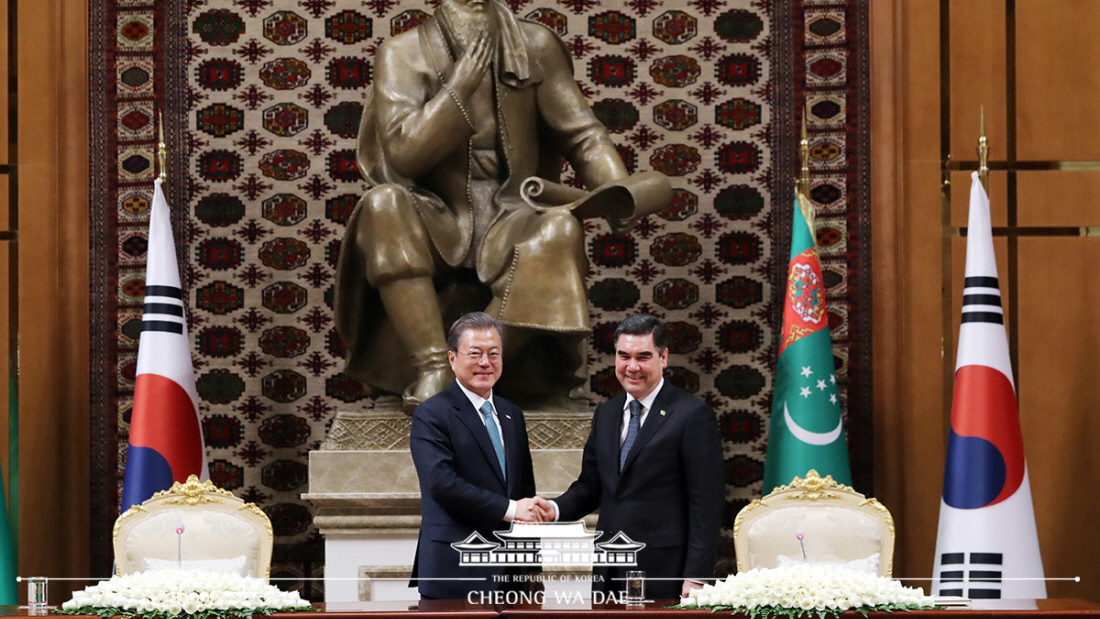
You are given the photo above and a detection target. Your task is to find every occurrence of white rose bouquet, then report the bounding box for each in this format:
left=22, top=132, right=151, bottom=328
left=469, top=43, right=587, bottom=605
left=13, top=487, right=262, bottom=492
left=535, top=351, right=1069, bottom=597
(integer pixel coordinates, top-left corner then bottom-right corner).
left=674, top=565, right=935, bottom=619
left=54, top=570, right=312, bottom=619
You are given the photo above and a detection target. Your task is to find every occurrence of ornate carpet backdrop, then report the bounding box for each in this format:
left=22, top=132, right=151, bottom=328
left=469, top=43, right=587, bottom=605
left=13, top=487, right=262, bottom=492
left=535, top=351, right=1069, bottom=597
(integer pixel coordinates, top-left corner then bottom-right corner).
left=90, top=0, right=869, bottom=598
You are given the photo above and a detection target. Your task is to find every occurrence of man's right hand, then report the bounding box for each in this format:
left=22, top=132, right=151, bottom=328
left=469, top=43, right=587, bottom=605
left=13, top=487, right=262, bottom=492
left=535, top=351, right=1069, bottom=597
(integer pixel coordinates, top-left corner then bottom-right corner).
left=450, top=31, right=493, bottom=99
left=530, top=496, right=556, bottom=521
left=515, top=497, right=546, bottom=523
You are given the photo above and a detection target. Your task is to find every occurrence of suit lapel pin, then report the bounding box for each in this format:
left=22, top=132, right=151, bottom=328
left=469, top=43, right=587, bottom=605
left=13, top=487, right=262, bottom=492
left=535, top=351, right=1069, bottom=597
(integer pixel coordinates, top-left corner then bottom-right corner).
left=660, top=410, right=666, bottom=416
left=505, top=414, right=512, bottom=419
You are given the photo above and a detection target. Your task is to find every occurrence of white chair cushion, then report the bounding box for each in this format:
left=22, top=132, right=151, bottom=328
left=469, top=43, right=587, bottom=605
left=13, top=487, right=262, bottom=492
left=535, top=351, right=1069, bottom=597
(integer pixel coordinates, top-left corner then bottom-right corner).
left=142, top=555, right=248, bottom=576
left=776, top=552, right=880, bottom=575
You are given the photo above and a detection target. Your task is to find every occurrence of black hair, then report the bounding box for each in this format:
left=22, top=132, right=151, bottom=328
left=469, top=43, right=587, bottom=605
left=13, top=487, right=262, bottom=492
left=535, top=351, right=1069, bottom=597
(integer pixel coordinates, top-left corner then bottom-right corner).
left=612, top=313, right=667, bottom=352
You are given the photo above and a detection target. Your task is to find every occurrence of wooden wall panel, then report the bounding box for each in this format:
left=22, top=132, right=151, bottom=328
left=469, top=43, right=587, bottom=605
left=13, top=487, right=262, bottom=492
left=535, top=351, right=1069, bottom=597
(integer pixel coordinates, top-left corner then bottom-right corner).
left=1016, top=0, right=1100, bottom=161
left=1016, top=237, right=1100, bottom=598
left=0, top=0, right=10, bottom=576
left=870, top=0, right=906, bottom=577
left=0, top=177, right=9, bottom=233
left=948, top=0, right=1006, bottom=162
left=871, top=0, right=948, bottom=584
left=0, top=3, right=7, bottom=165
left=14, top=0, right=91, bottom=596
left=1017, top=171, right=1100, bottom=227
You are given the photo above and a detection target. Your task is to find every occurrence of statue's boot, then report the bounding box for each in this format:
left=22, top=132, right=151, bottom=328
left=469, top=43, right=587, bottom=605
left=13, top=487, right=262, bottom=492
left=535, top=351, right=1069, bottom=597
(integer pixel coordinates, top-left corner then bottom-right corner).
left=403, top=351, right=451, bottom=414
left=378, top=277, right=453, bottom=414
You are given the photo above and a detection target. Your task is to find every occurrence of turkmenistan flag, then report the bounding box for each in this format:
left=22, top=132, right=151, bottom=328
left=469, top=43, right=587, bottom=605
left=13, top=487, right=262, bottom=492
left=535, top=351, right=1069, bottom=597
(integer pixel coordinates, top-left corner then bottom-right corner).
left=0, top=472, right=15, bottom=604
left=761, top=195, right=852, bottom=494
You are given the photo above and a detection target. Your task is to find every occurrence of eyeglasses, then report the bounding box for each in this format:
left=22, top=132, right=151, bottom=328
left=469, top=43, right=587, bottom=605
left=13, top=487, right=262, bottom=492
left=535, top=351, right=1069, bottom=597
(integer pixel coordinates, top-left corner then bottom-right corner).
left=460, top=349, right=501, bottom=363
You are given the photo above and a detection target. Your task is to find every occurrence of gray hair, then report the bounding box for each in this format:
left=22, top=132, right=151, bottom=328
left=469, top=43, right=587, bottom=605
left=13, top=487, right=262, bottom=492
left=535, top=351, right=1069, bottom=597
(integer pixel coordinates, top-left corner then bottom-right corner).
left=446, top=312, right=505, bottom=351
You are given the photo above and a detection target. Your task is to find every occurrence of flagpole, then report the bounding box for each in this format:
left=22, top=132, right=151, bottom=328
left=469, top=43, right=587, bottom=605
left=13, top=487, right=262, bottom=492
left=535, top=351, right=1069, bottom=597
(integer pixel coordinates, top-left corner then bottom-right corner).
left=761, top=103, right=851, bottom=493
left=977, top=106, right=989, bottom=191
left=121, top=110, right=211, bottom=511
left=799, top=107, right=809, bottom=197
left=158, top=114, right=167, bottom=182
left=797, top=105, right=815, bottom=231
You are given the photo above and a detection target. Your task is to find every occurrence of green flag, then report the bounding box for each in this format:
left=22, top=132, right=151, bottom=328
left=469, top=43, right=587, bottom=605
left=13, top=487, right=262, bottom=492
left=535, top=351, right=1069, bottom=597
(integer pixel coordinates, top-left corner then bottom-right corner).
left=761, top=195, right=852, bottom=493
left=0, top=473, right=14, bottom=604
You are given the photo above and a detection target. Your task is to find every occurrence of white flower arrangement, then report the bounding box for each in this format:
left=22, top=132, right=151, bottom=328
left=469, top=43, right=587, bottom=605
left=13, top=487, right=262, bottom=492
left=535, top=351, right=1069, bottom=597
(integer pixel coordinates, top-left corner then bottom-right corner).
left=55, top=570, right=312, bottom=619
left=675, top=564, right=936, bottom=619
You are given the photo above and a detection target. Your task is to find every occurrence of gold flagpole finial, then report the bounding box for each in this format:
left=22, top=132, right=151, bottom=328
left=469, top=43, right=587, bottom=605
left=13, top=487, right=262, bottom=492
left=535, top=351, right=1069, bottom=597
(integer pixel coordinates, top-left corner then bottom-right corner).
left=158, top=113, right=167, bottom=182
left=977, top=106, right=989, bottom=190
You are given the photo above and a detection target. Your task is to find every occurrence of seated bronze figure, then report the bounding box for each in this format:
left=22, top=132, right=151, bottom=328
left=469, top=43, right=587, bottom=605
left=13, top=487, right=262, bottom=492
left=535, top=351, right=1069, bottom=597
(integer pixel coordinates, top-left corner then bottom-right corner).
left=335, top=0, right=670, bottom=412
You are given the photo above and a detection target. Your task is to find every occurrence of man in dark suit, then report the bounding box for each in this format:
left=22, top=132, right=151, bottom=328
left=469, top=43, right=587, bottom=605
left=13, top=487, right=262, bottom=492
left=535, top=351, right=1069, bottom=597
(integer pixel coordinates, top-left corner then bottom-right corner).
left=538, top=314, right=725, bottom=600
left=410, top=312, right=544, bottom=599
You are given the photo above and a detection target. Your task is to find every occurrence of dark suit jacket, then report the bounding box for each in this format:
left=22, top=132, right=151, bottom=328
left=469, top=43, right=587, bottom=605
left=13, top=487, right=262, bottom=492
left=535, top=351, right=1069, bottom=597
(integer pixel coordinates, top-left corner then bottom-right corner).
left=554, top=381, right=724, bottom=599
left=409, top=381, right=536, bottom=599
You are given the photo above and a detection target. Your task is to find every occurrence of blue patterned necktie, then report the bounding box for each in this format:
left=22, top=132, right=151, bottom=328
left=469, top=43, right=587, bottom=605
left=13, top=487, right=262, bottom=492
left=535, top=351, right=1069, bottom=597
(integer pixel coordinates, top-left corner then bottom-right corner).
left=620, top=399, right=643, bottom=471
left=480, top=401, right=506, bottom=479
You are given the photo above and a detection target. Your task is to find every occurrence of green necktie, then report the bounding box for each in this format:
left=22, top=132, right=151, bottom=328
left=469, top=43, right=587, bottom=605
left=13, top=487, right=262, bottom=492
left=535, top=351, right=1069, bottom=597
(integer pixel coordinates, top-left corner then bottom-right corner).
left=480, top=401, right=506, bottom=479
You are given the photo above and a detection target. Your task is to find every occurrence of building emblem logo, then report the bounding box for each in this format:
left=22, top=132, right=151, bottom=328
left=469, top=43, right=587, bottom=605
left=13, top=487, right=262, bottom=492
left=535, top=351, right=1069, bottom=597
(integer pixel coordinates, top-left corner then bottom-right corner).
left=451, top=522, right=645, bottom=567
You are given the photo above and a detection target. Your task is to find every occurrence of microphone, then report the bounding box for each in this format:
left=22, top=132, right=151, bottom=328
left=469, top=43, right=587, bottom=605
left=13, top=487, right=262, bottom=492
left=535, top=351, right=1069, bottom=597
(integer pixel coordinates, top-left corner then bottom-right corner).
left=175, top=522, right=185, bottom=569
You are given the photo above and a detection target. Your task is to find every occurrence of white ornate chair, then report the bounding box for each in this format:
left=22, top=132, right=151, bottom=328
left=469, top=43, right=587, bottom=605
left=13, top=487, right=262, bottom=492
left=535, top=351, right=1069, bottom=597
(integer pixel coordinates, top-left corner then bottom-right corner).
left=113, top=475, right=273, bottom=580
left=733, top=470, right=895, bottom=576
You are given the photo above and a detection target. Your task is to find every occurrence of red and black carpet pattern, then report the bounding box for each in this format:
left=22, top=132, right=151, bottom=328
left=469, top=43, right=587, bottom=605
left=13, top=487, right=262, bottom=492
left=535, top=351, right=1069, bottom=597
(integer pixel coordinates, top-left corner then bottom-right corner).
left=90, top=0, right=869, bottom=597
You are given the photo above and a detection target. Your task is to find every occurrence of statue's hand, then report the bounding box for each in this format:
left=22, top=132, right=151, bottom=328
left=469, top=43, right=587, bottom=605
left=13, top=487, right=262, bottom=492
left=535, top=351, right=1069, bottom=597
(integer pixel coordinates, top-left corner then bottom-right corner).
left=449, top=31, right=493, bottom=99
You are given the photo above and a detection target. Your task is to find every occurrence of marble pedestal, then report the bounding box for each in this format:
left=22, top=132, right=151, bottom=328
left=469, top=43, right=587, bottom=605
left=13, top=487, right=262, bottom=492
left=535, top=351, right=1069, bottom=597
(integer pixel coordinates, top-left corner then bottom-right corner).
left=304, top=407, right=593, bottom=602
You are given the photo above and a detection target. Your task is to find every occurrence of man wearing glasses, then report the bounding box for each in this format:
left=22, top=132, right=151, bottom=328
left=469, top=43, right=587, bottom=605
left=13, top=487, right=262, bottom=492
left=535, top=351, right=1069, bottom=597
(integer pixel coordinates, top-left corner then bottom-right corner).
left=409, top=312, right=544, bottom=599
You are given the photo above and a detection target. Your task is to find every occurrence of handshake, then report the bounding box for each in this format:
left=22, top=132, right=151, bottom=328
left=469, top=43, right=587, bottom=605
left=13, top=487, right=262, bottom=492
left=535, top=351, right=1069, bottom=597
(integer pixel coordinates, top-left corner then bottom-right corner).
left=514, top=496, right=556, bottom=523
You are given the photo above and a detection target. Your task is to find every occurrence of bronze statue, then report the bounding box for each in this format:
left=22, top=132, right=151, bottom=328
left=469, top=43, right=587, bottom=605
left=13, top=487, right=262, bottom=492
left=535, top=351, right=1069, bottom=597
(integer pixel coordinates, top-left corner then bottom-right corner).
left=335, top=0, right=671, bottom=413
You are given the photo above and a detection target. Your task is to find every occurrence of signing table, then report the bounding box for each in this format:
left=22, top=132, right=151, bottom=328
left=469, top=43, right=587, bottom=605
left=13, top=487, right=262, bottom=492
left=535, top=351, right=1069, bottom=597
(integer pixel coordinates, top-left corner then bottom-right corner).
left=296, top=599, right=1100, bottom=619
left=5, top=599, right=1098, bottom=619
left=504, top=599, right=1100, bottom=619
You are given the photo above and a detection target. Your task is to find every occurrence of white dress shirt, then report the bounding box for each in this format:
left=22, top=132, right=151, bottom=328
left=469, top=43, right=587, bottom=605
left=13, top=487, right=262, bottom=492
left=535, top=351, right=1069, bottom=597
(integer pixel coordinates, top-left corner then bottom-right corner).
left=620, top=377, right=664, bottom=444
